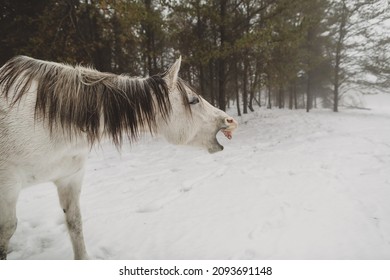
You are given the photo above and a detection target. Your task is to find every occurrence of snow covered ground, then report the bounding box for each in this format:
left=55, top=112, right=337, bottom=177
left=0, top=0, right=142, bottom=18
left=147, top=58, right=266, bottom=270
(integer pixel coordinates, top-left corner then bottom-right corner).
left=8, top=94, right=390, bottom=260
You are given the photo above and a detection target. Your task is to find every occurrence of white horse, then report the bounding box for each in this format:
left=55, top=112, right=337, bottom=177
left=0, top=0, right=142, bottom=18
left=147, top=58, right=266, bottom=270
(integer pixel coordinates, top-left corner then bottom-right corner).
left=0, top=56, right=237, bottom=259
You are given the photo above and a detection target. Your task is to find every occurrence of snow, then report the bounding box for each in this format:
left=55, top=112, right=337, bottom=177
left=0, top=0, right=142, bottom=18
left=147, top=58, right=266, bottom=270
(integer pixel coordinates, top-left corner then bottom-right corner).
left=8, top=94, right=390, bottom=260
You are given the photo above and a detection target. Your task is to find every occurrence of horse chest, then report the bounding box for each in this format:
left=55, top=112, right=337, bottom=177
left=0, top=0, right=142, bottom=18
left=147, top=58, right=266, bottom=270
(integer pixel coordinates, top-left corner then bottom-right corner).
left=13, top=146, right=88, bottom=187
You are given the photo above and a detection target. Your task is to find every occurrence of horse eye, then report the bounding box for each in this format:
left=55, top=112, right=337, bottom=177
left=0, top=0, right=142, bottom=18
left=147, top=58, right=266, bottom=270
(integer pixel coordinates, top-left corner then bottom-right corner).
left=189, top=96, right=200, bottom=105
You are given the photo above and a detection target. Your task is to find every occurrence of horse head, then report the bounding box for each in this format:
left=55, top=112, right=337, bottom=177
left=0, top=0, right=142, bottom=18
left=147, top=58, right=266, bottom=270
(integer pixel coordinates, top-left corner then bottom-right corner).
left=158, top=57, right=238, bottom=153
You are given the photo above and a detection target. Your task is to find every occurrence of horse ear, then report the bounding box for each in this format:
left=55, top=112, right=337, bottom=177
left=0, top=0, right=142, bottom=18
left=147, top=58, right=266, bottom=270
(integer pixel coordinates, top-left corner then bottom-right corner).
left=165, top=56, right=181, bottom=89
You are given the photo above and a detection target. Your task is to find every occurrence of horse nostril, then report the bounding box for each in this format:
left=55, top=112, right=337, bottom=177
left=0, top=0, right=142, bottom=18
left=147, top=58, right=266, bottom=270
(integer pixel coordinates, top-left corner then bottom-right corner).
left=223, top=117, right=237, bottom=129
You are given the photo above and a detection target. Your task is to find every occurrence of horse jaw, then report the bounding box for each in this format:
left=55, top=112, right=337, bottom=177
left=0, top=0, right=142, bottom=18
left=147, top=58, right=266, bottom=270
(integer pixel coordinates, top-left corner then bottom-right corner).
left=207, top=137, right=224, bottom=153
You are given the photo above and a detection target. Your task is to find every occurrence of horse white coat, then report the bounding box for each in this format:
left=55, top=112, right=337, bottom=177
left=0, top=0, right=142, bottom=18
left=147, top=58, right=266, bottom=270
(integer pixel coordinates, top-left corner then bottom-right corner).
left=0, top=56, right=237, bottom=259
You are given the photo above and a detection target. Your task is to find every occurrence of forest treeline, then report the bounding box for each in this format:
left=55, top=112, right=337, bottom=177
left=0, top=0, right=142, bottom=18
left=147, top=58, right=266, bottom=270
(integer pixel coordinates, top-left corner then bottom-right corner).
left=1, top=0, right=389, bottom=114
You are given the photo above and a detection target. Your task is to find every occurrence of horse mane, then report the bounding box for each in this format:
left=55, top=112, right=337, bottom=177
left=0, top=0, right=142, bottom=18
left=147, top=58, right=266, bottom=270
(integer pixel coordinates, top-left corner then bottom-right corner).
left=0, top=56, right=191, bottom=147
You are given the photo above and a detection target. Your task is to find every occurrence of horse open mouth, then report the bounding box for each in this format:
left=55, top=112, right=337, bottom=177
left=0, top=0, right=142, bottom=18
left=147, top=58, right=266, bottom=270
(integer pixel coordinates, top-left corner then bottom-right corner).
left=221, top=128, right=233, bottom=140
left=216, top=127, right=234, bottom=148
left=220, top=120, right=236, bottom=140
left=209, top=121, right=237, bottom=153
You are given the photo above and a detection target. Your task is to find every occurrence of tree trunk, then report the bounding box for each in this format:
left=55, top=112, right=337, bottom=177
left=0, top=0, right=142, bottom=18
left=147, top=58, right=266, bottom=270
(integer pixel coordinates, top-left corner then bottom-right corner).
left=196, top=1, right=206, bottom=98
left=333, top=2, right=349, bottom=112
left=234, top=61, right=241, bottom=116
left=144, top=0, right=155, bottom=75
left=209, top=60, right=215, bottom=106
left=306, top=26, right=314, bottom=113
left=248, top=60, right=258, bottom=112
left=267, top=80, right=272, bottom=109
left=243, top=59, right=248, bottom=114
left=294, top=83, right=298, bottom=109
left=199, top=63, right=206, bottom=97
left=218, top=58, right=226, bottom=110
left=218, top=0, right=227, bottom=111
left=289, top=83, right=293, bottom=110
left=306, top=70, right=312, bottom=112
left=278, top=85, right=284, bottom=109
left=257, top=91, right=262, bottom=108
left=333, top=62, right=340, bottom=112
left=235, top=78, right=241, bottom=116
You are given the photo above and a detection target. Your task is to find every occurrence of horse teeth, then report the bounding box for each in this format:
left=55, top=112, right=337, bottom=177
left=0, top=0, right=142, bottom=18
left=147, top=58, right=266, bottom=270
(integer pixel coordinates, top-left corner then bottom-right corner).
left=222, top=129, right=233, bottom=140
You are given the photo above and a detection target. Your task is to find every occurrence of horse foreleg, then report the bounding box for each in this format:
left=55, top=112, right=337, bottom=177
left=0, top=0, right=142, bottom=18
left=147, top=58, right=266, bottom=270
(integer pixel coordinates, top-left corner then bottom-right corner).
left=0, top=176, right=20, bottom=260
left=55, top=170, right=89, bottom=260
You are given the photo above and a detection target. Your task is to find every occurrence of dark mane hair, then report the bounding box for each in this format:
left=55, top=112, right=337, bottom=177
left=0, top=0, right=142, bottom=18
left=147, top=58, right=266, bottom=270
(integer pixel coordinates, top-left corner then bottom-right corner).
left=0, top=56, right=192, bottom=147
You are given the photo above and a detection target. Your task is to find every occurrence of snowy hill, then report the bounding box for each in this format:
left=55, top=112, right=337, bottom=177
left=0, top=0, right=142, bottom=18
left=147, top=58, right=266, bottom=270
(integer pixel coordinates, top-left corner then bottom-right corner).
left=8, top=94, right=390, bottom=259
